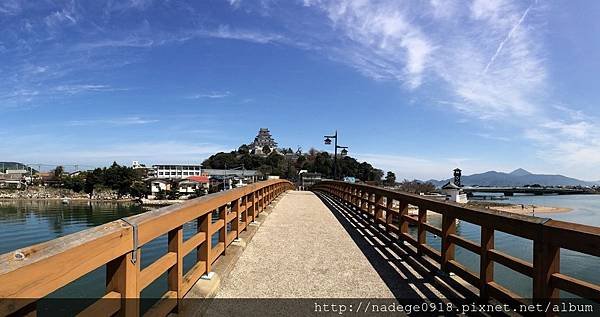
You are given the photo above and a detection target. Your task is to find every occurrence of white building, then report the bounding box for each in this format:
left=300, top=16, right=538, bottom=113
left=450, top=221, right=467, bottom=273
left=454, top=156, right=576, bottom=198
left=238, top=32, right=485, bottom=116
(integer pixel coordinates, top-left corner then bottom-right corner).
left=441, top=182, right=468, bottom=203
left=152, top=164, right=203, bottom=179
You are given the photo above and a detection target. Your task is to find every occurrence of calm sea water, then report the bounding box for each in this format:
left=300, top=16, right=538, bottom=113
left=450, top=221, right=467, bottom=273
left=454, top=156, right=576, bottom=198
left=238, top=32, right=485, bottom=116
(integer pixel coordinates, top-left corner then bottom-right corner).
left=0, top=200, right=220, bottom=314
left=417, top=194, right=600, bottom=298
left=1, top=195, right=598, bottom=312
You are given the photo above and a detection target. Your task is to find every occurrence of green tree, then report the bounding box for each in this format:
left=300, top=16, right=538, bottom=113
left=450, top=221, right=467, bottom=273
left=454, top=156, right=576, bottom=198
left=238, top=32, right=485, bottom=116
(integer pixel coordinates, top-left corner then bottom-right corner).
left=130, top=181, right=150, bottom=199
left=385, top=171, right=396, bottom=186
left=53, top=166, right=64, bottom=179
left=237, top=144, right=250, bottom=154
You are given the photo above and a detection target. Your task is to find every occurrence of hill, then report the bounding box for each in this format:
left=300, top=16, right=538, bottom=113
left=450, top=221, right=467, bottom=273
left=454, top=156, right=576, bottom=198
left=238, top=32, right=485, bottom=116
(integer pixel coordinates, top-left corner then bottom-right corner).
left=428, top=168, right=598, bottom=187
left=0, top=162, right=30, bottom=172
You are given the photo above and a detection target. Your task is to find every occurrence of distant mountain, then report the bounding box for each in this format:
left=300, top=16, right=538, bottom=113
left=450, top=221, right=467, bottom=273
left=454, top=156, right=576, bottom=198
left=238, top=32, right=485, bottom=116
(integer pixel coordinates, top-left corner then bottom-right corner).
left=427, top=168, right=599, bottom=188
left=509, top=168, right=532, bottom=177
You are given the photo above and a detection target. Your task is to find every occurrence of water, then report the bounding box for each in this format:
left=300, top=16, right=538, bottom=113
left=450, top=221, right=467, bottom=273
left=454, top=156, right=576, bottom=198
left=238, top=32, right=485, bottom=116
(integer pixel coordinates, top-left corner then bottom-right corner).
left=0, top=199, right=221, bottom=314
left=414, top=194, right=600, bottom=298
left=1, top=195, right=599, bottom=309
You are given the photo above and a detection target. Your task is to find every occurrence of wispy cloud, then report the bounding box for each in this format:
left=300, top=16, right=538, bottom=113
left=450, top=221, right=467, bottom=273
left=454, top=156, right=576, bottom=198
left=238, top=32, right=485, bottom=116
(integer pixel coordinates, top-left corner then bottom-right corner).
left=302, top=1, right=434, bottom=89
left=0, top=139, right=228, bottom=166
left=67, top=117, right=158, bottom=126
left=0, top=0, right=22, bottom=16
left=54, top=84, right=129, bottom=94
left=196, top=25, right=285, bottom=44
left=188, top=91, right=232, bottom=99
left=354, top=153, right=514, bottom=181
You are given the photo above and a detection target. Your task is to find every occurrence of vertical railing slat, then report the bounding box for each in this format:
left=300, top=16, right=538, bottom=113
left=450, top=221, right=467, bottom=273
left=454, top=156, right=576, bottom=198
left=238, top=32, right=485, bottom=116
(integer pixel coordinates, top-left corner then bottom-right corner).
left=441, top=214, right=456, bottom=272
left=168, top=226, right=183, bottom=300
left=106, top=251, right=140, bottom=317
left=480, top=226, right=494, bottom=301
left=417, top=206, right=427, bottom=254
left=199, top=212, right=212, bottom=273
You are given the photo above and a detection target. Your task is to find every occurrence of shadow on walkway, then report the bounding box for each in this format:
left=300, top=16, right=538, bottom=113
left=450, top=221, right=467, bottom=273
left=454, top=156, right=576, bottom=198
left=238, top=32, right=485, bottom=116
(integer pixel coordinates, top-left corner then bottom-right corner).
left=314, top=191, right=509, bottom=317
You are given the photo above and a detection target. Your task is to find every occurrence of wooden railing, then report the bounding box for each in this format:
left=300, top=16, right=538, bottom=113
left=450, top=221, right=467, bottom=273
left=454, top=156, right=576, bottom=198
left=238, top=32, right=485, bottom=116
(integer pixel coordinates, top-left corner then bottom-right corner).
left=0, top=179, right=294, bottom=316
left=313, top=181, right=600, bottom=307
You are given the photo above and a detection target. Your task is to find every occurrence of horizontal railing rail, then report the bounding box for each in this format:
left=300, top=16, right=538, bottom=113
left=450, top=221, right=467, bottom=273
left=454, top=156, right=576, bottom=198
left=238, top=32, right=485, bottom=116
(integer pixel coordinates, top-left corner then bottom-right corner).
left=0, top=179, right=294, bottom=316
left=313, top=181, right=600, bottom=309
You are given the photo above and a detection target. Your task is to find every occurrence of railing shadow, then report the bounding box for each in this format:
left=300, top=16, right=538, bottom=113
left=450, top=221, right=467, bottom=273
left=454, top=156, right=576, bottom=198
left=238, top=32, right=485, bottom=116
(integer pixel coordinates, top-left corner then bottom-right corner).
left=314, top=191, right=509, bottom=317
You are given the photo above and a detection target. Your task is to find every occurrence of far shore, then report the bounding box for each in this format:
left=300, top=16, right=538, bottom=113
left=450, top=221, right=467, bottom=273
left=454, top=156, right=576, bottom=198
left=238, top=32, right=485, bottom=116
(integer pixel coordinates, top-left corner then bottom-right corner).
left=0, top=197, right=136, bottom=202
left=467, top=201, right=572, bottom=214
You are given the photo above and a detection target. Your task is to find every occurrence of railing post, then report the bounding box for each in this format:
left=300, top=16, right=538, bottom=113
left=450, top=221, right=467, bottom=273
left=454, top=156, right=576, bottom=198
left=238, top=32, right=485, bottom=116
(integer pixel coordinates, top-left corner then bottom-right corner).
left=232, top=198, right=240, bottom=238
left=441, top=214, right=456, bottom=272
left=533, top=227, right=560, bottom=307
left=242, top=195, right=249, bottom=228
left=106, top=251, right=140, bottom=317
left=480, top=226, right=494, bottom=302
left=168, top=226, right=183, bottom=300
left=198, top=212, right=212, bottom=274
left=250, top=191, right=256, bottom=222
left=417, top=206, right=427, bottom=254
left=219, top=205, right=227, bottom=254
left=398, top=201, right=409, bottom=234
left=385, top=197, right=394, bottom=233
left=375, top=194, right=383, bottom=222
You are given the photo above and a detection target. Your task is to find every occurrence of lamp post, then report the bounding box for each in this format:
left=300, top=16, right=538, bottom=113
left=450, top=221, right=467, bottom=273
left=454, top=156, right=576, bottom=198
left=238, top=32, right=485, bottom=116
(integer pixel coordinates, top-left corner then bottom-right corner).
left=324, top=130, right=349, bottom=180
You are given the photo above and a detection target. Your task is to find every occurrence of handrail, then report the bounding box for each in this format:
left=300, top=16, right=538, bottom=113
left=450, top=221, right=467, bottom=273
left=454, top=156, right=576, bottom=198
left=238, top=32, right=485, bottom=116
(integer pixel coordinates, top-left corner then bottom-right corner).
left=313, top=181, right=600, bottom=307
left=0, top=179, right=294, bottom=316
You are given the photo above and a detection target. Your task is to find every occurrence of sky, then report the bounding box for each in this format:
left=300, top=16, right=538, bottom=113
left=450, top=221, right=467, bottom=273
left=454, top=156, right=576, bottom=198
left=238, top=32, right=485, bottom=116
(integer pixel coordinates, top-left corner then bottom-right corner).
left=1, top=0, right=600, bottom=181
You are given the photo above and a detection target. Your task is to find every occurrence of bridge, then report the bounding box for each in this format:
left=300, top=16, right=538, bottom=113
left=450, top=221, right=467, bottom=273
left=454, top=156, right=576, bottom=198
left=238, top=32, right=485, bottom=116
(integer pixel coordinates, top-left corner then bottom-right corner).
left=461, top=186, right=590, bottom=196
left=1, top=180, right=599, bottom=316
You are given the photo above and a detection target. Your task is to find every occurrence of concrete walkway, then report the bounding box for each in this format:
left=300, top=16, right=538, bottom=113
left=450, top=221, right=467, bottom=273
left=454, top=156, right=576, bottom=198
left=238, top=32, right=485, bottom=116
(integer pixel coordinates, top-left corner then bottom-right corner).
left=216, top=190, right=395, bottom=298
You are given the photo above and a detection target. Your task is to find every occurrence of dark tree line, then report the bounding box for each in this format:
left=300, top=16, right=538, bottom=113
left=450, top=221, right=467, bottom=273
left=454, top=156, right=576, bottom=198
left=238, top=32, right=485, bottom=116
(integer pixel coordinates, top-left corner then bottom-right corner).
left=202, top=145, right=384, bottom=182
left=59, top=162, right=149, bottom=198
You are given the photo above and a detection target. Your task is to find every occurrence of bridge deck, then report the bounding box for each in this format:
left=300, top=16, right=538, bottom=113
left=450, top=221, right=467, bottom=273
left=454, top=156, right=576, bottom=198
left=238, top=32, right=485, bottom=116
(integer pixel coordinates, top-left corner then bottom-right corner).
left=216, top=190, right=395, bottom=298
left=214, top=190, right=476, bottom=304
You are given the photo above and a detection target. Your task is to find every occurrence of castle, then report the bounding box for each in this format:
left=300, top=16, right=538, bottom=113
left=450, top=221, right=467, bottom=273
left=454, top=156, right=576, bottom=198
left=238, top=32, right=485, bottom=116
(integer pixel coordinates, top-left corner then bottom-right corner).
left=249, top=128, right=278, bottom=155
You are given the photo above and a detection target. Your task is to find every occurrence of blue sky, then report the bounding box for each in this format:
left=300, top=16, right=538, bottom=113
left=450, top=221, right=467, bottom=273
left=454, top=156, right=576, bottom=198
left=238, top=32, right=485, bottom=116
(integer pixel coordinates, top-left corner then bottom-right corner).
left=1, top=0, right=600, bottom=181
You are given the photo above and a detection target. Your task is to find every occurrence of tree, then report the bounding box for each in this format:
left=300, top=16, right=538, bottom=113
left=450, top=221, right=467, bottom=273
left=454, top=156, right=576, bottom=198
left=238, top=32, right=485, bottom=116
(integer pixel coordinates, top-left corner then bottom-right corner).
left=54, top=166, right=64, bottom=179
left=84, top=168, right=103, bottom=198
left=130, top=181, right=150, bottom=199
left=398, top=179, right=436, bottom=194
left=237, top=144, right=250, bottom=154
left=385, top=171, right=396, bottom=186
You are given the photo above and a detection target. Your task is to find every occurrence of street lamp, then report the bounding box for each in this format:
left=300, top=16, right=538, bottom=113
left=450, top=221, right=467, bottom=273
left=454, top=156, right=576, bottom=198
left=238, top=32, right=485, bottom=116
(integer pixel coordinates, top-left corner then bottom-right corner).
left=323, top=130, right=349, bottom=180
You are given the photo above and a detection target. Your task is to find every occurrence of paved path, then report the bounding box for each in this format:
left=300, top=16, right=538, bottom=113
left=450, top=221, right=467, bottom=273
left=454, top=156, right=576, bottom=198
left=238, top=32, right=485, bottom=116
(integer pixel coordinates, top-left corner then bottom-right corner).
left=216, top=190, right=395, bottom=298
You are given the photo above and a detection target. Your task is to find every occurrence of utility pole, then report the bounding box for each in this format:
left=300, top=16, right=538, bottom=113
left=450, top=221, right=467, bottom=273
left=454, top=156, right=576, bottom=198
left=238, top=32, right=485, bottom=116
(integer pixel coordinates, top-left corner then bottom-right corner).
left=324, top=130, right=349, bottom=180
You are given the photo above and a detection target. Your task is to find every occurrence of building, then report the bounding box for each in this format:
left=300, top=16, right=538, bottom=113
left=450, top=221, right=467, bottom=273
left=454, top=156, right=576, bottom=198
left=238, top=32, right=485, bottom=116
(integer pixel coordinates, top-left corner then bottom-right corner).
left=152, top=164, right=203, bottom=179
left=178, top=176, right=210, bottom=196
left=203, top=168, right=260, bottom=190
left=298, top=171, right=321, bottom=190
left=249, top=128, right=278, bottom=155
left=442, top=168, right=468, bottom=203
left=0, top=173, right=24, bottom=188
left=150, top=179, right=172, bottom=197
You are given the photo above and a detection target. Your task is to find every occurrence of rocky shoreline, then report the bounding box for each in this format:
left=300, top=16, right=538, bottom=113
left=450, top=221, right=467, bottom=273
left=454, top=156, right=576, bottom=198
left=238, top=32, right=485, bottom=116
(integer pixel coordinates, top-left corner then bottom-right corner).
left=0, top=188, right=134, bottom=201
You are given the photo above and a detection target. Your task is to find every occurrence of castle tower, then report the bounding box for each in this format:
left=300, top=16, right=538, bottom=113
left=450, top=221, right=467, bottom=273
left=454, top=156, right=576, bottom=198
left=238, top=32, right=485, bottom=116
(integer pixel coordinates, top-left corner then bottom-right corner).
left=453, top=168, right=462, bottom=187
left=250, top=128, right=278, bottom=155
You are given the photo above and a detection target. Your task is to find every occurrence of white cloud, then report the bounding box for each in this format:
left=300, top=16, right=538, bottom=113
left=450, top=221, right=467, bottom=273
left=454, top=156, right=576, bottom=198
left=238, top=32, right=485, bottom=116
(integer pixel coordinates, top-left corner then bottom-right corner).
left=304, top=0, right=434, bottom=89
left=0, top=0, right=21, bottom=15
left=67, top=117, right=159, bottom=126
left=196, top=25, right=285, bottom=44
left=53, top=84, right=128, bottom=94
left=228, top=0, right=242, bottom=9
left=0, top=140, right=228, bottom=167
left=354, top=153, right=515, bottom=181
left=188, top=91, right=232, bottom=99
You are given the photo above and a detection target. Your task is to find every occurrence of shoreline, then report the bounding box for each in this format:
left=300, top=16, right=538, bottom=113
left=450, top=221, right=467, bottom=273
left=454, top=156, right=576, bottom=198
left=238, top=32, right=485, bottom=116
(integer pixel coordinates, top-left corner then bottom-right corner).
left=0, top=197, right=136, bottom=203
left=467, top=201, right=572, bottom=214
